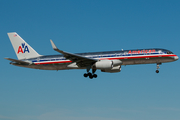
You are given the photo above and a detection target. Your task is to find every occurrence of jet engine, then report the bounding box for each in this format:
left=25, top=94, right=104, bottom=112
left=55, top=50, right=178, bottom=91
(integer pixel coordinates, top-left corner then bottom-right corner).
left=94, top=60, right=122, bottom=70
left=101, top=65, right=121, bottom=73
left=95, top=60, right=113, bottom=69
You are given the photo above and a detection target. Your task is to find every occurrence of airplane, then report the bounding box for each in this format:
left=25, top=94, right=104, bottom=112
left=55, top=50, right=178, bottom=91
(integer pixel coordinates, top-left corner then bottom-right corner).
left=5, top=32, right=178, bottom=79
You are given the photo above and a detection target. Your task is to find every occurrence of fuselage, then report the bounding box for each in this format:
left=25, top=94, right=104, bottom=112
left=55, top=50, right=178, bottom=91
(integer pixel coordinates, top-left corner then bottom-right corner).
left=7, top=32, right=179, bottom=79
left=12, top=48, right=178, bottom=70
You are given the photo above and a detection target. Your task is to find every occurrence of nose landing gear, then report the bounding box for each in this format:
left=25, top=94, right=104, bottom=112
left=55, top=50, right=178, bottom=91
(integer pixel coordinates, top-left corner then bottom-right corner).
left=156, top=63, right=161, bottom=73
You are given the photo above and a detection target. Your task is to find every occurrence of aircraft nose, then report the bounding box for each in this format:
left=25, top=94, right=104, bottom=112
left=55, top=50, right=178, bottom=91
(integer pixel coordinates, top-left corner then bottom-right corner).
left=174, top=56, right=179, bottom=60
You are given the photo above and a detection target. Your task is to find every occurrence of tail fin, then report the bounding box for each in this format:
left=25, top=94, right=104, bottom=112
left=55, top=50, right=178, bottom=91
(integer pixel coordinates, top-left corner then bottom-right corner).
left=7, top=32, right=41, bottom=60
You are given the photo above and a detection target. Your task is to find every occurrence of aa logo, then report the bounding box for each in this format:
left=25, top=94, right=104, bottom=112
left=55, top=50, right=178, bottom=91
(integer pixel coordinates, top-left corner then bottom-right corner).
left=17, top=43, right=30, bottom=54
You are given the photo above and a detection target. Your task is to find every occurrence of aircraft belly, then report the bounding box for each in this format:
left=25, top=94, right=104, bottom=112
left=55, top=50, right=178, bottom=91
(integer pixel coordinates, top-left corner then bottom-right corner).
left=37, top=65, right=68, bottom=70
left=122, top=57, right=174, bottom=65
left=12, top=57, right=175, bottom=70
left=12, top=63, right=83, bottom=70
left=13, top=64, right=69, bottom=70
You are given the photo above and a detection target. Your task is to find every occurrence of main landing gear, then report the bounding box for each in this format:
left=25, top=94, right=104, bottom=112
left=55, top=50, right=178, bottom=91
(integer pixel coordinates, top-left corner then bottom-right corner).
left=84, top=66, right=97, bottom=79
left=156, top=63, right=161, bottom=73
left=84, top=73, right=97, bottom=79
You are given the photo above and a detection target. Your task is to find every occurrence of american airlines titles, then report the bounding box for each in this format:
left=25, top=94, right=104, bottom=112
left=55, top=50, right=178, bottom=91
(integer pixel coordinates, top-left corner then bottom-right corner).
left=128, top=49, right=156, bottom=54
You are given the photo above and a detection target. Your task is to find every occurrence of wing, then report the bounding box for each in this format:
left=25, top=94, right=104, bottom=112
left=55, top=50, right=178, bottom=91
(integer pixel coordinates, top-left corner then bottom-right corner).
left=4, top=58, right=31, bottom=65
left=50, top=40, right=98, bottom=68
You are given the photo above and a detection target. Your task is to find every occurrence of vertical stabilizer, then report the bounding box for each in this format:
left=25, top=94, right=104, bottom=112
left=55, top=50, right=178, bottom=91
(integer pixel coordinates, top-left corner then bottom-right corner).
left=7, top=32, right=41, bottom=60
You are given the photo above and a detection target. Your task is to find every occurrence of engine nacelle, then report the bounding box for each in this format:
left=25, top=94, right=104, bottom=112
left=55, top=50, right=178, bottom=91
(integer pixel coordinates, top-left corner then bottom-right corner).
left=112, top=60, right=122, bottom=66
left=95, top=60, right=122, bottom=70
left=95, top=60, right=113, bottom=69
left=101, top=65, right=121, bottom=73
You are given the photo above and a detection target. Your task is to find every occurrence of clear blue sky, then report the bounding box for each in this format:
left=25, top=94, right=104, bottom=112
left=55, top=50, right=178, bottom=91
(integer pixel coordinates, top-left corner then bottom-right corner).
left=0, top=0, right=180, bottom=120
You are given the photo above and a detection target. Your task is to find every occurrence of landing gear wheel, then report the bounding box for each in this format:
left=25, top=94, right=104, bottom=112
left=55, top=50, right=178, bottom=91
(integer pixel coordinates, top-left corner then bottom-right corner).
left=156, top=70, right=159, bottom=73
left=89, top=76, right=93, bottom=79
left=84, top=73, right=88, bottom=77
left=84, top=67, right=98, bottom=79
left=88, top=73, right=92, bottom=76
left=93, top=74, right=97, bottom=78
left=89, top=74, right=93, bottom=79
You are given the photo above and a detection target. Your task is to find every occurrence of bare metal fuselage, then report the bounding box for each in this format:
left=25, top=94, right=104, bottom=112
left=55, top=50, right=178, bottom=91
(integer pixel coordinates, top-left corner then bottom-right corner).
left=11, top=48, right=178, bottom=71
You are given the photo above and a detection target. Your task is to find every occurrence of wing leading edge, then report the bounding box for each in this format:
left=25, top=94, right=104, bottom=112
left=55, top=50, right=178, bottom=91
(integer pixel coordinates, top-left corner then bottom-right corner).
left=50, top=40, right=98, bottom=68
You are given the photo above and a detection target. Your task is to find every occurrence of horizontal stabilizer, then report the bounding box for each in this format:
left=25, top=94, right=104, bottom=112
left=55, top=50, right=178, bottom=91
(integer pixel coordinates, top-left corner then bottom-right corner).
left=4, top=58, right=31, bottom=65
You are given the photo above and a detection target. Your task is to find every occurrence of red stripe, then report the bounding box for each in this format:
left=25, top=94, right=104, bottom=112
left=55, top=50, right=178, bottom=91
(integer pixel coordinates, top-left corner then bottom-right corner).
left=107, top=54, right=176, bottom=60
left=34, top=60, right=72, bottom=65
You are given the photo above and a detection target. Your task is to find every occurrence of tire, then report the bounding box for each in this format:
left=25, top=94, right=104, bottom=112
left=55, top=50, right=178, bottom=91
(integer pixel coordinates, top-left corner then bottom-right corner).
left=93, top=74, right=97, bottom=78
left=156, top=70, right=159, bottom=73
left=84, top=73, right=88, bottom=77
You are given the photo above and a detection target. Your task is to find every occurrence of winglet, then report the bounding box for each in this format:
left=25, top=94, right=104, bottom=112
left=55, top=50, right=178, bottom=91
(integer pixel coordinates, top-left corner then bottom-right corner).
left=49, top=40, right=98, bottom=64
left=50, top=39, right=64, bottom=54
left=50, top=39, right=57, bottom=49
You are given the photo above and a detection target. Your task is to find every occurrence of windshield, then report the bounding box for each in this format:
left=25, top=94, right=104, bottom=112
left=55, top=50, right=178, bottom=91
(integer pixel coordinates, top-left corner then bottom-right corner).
left=167, top=51, right=173, bottom=54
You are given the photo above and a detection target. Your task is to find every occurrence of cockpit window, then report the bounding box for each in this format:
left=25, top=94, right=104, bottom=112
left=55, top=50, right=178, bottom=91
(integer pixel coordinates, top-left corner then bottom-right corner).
left=167, top=51, right=173, bottom=54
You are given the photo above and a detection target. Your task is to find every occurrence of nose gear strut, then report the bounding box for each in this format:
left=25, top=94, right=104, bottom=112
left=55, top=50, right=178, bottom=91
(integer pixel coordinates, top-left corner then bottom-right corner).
left=156, top=63, right=161, bottom=73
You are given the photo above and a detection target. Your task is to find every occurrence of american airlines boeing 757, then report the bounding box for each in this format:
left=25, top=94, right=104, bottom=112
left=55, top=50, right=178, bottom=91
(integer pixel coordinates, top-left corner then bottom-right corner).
left=5, top=32, right=178, bottom=79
